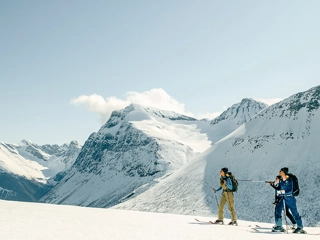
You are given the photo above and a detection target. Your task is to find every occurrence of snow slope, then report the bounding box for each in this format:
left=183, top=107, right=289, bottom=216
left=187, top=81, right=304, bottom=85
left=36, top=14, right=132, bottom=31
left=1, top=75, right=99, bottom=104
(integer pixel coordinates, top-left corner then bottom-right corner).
left=0, top=200, right=318, bottom=240
left=115, top=85, right=320, bottom=227
left=0, top=141, right=47, bottom=182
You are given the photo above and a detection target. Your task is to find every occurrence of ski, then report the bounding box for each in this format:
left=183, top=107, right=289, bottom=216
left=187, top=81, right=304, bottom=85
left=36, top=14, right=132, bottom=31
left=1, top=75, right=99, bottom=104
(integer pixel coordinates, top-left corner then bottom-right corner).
left=195, top=219, right=319, bottom=235
left=194, top=219, right=238, bottom=226
left=251, top=226, right=316, bottom=235
left=194, top=219, right=215, bottom=224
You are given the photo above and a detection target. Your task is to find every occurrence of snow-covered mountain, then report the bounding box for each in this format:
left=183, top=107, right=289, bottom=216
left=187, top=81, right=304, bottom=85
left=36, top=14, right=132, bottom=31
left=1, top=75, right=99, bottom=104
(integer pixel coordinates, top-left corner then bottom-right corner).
left=12, top=140, right=82, bottom=182
left=115, top=86, right=320, bottom=227
left=41, top=101, right=266, bottom=208
left=209, top=98, right=267, bottom=142
left=211, top=98, right=267, bottom=125
left=0, top=140, right=81, bottom=201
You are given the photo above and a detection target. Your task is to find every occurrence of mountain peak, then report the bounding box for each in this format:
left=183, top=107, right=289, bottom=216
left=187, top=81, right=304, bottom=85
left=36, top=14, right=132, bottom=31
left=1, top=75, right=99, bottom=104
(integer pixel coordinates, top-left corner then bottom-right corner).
left=69, top=140, right=80, bottom=147
left=19, top=139, right=33, bottom=146
left=104, top=104, right=196, bottom=129
left=210, top=98, right=267, bottom=126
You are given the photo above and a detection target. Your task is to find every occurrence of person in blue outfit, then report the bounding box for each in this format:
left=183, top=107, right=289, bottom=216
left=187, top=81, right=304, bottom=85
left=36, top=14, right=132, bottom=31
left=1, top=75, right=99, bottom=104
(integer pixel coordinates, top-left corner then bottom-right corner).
left=273, top=167, right=305, bottom=234
left=269, top=173, right=297, bottom=229
left=212, top=167, right=237, bottom=225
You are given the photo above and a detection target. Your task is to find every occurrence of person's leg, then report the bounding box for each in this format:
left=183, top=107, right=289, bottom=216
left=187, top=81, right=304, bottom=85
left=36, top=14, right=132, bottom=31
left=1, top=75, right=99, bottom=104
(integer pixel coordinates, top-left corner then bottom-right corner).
left=226, top=192, right=237, bottom=221
left=285, top=205, right=296, bottom=225
left=274, top=197, right=284, bottom=227
left=285, top=197, right=303, bottom=228
left=218, top=193, right=227, bottom=220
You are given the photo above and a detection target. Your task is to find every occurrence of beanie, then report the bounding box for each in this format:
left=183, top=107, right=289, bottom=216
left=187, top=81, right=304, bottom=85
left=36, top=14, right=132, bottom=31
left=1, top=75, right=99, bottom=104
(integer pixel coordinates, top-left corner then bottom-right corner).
left=221, top=167, right=228, bottom=173
left=280, top=167, right=289, bottom=173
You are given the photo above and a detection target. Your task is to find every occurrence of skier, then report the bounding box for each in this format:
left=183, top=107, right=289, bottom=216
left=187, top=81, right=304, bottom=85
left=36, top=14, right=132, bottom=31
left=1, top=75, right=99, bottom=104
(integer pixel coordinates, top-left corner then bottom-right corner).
left=212, top=167, right=237, bottom=225
left=272, top=167, right=305, bottom=233
left=269, top=171, right=297, bottom=229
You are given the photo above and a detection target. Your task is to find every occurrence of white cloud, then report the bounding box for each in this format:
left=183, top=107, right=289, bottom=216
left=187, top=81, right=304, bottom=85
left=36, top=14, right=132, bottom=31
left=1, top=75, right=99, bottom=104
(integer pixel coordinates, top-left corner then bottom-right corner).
left=70, top=94, right=129, bottom=123
left=195, top=111, right=223, bottom=120
left=71, top=90, right=283, bottom=124
left=70, top=89, right=194, bottom=124
left=253, top=98, right=283, bottom=106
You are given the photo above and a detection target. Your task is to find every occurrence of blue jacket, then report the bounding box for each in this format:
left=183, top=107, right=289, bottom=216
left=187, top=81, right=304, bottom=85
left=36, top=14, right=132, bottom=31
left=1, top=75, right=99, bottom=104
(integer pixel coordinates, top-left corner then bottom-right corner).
left=278, top=177, right=294, bottom=196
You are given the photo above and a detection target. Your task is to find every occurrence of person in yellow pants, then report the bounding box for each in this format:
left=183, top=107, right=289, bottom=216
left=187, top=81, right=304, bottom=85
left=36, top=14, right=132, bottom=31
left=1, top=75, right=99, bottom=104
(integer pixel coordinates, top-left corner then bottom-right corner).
left=212, top=167, right=237, bottom=225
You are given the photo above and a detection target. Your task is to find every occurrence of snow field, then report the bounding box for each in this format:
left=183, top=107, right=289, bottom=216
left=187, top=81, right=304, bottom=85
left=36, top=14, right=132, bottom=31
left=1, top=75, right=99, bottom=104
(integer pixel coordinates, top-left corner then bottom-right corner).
left=0, top=200, right=319, bottom=240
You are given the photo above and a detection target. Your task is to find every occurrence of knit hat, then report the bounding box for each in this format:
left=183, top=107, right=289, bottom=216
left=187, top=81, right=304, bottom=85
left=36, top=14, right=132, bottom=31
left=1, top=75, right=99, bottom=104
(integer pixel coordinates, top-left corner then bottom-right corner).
left=221, top=167, right=228, bottom=173
left=280, top=167, right=289, bottom=173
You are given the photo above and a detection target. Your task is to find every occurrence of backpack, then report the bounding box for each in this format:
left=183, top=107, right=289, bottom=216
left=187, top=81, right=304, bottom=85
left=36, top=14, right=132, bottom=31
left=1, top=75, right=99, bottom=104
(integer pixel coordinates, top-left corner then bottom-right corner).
left=287, top=173, right=300, bottom=196
left=226, top=172, right=238, bottom=192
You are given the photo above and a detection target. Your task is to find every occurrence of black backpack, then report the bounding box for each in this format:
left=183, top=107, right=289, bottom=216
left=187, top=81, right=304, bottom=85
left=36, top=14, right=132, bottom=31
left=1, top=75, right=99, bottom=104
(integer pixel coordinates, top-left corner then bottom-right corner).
left=287, top=173, right=300, bottom=196
left=226, top=172, right=238, bottom=192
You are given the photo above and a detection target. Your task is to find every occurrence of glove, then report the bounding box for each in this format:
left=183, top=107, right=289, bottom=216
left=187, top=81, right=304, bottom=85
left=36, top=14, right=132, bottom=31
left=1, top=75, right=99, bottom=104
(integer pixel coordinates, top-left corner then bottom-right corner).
left=277, top=190, right=285, bottom=194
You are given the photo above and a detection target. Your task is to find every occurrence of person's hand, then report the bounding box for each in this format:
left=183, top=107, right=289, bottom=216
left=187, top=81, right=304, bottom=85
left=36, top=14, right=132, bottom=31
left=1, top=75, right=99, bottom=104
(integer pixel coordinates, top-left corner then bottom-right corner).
left=213, top=188, right=216, bottom=193
left=280, top=190, right=285, bottom=194
left=224, top=180, right=227, bottom=184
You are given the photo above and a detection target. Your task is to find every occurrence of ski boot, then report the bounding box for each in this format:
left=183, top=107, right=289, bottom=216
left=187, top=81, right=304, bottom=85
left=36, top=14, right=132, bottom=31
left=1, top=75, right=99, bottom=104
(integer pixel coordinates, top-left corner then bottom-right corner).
left=228, top=220, right=238, bottom=226
left=272, top=226, right=285, bottom=232
left=293, top=228, right=307, bottom=234
left=212, top=219, right=224, bottom=224
left=291, top=224, right=297, bottom=230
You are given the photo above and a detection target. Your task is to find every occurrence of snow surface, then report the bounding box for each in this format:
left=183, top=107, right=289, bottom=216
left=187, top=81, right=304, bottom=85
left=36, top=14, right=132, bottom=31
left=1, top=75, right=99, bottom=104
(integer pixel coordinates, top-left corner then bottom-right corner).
left=0, top=200, right=319, bottom=240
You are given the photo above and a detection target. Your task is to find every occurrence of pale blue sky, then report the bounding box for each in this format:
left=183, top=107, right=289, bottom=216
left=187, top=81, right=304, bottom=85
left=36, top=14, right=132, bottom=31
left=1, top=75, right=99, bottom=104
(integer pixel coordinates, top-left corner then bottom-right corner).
left=1, top=0, right=319, bottom=145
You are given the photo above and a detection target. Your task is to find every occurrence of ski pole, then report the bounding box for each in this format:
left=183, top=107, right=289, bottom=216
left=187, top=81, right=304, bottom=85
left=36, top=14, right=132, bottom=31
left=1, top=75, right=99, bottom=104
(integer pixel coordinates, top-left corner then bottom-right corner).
left=237, top=179, right=272, bottom=183
left=252, top=180, right=272, bottom=183
left=283, top=198, right=289, bottom=234
left=214, top=192, right=219, bottom=208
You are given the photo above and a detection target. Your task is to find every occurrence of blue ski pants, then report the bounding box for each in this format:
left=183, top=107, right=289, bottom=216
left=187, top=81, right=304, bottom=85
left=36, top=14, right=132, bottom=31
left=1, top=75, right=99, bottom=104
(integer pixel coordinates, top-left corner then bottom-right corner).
left=275, top=196, right=303, bottom=228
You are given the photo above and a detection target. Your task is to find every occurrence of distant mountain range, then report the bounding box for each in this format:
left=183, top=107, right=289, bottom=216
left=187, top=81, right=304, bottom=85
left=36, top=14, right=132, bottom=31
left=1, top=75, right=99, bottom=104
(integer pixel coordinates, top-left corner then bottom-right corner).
left=0, top=140, right=81, bottom=201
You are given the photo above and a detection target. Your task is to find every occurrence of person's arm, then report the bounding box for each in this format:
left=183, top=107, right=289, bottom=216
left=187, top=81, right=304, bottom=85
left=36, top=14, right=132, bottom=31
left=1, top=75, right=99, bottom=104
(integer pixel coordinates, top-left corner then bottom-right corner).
left=213, top=186, right=222, bottom=193
left=270, top=182, right=281, bottom=190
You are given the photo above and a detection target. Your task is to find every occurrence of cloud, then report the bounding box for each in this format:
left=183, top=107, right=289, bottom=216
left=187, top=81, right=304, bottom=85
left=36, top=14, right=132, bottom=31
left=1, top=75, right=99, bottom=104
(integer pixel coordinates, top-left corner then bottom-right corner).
left=253, top=98, right=283, bottom=106
left=70, top=89, right=283, bottom=125
left=70, top=88, right=194, bottom=124
left=196, top=111, right=223, bottom=120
